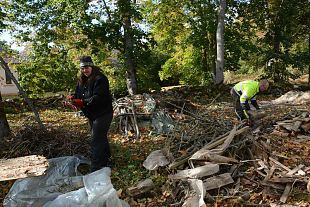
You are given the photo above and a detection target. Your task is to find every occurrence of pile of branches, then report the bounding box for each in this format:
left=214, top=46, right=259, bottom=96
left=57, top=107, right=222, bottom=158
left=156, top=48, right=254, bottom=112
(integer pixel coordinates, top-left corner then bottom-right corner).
left=139, top=102, right=310, bottom=206
left=159, top=101, right=231, bottom=165
left=0, top=124, right=90, bottom=159
left=272, top=110, right=310, bottom=138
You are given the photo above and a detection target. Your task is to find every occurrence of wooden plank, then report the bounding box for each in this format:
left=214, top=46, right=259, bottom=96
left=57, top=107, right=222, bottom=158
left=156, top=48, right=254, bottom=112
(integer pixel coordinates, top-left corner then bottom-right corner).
left=169, top=163, right=219, bottom=179
left=203, top=126, right=249, bottom=151
left=269, top=157, right=291, bottom=172
left=295, top=135, right=310, bottom=143
left=189, top=149, right=238, bottom=163
left=203, top=173, right=234, bottom=191
left=263, top=165, right=276, bottom=182
left=269, top=177, right=302, bottom=183
left=261, top=181, right=285, bottom=190
left=280, top=183, right=293, bottom=203
left=291, top=121, right=302, bottom=132
left=286, top=164, right=305, bottom=176
left=278, top=123, right=295, bottom=132
left=0, top=155, right=48, bottom=181
left=190, top=126, right=249, bottom=162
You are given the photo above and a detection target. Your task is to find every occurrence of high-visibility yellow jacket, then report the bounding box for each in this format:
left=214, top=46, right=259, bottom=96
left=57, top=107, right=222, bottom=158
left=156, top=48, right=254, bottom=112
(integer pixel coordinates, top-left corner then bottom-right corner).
left=233, top=80, right=259, bottom=105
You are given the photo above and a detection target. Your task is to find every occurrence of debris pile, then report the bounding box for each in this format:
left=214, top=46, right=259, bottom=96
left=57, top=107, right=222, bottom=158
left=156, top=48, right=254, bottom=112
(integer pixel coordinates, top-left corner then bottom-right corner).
left=254, top=157, right=310, bottom=203
left=113, top=94, right=174, bottom=138
left=272, top=91, right=310, bottom=105
left=272, top=111, right=310, bottom=139
left=133, top=96, right=310, bottom=206
left=2, top=89, right=310, bottom=206
left=113, top=94, right=156, bottom=139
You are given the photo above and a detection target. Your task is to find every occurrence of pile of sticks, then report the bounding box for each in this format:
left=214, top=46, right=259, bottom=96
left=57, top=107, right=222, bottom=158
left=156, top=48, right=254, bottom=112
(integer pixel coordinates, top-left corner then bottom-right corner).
left=256, top=156, right=310, bottom=203
left=140, top=103, right=310, bottom=206
left=272, top=110, right=310, bottom=139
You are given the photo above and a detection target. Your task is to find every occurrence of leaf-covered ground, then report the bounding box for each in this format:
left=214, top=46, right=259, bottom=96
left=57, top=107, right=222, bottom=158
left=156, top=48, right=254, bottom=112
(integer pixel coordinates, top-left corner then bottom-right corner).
left=0, top=80, right=310, bottom=206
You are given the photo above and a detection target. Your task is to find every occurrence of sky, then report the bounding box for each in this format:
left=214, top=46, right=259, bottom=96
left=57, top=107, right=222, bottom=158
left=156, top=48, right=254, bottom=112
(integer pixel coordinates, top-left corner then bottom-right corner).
left=0, top=31, right=24, bottom=51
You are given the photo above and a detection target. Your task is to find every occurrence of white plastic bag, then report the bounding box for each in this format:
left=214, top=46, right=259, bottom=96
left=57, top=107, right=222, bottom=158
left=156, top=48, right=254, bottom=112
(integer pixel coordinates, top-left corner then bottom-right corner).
left=4, top=156, right=129, bottom=207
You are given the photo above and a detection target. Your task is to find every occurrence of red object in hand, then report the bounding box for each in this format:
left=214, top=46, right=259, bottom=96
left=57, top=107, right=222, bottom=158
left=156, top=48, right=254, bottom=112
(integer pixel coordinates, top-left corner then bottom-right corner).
left=63, top=101, right=70, bottom=107
left=72, top=99, right=84, bottom=108
left=66, top=95, right=74, bottom=100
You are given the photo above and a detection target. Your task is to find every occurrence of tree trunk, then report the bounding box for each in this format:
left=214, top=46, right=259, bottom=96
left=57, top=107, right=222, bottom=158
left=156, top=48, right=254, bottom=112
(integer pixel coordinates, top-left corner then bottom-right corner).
left=121, top=0, right=137, bottom=96
left=308, top=35, right=310, bottom=84
left=214, top=0, right=226, bottom=85
left=124, top=16, right=137, bottom=95
left=0, top=91, right=10, bottom=139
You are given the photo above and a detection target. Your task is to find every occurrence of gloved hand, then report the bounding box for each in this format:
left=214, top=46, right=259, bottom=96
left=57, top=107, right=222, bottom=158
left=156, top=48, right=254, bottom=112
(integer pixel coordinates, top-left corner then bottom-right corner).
left=66, top=95, right=74, bottom=100
left=63, top=100, right=77, bottom=111
left=243, top=109, right=250, bottom=119
left=72, top=99, right=84, bottom=108
left=63, top=100, right=70, bottom=107
left=244, top=118, right=254, bottom=127
left=243, top=110, right=254, bottom=126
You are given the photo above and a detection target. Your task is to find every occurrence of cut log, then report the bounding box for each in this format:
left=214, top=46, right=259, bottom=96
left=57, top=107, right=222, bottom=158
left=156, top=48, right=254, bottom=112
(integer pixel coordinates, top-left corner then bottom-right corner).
left=169, top=164, right=219, bottom=179
left=127, top=178, right=155, bottom=196
left=248, top=110, right=267, bottom=120
left=203, top=173, right=234, bottom=191
left=0, top=155, right=48, bottom=181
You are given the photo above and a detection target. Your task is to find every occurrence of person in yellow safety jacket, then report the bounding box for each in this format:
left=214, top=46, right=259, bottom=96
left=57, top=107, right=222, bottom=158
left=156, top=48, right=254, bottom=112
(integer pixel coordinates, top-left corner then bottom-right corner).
left=230, top=79, right=269, bottom=121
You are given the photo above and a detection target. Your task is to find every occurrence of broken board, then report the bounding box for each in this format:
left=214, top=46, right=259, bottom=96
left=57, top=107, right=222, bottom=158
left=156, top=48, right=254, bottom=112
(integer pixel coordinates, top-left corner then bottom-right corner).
left=0, top=155, right=48, bottom=181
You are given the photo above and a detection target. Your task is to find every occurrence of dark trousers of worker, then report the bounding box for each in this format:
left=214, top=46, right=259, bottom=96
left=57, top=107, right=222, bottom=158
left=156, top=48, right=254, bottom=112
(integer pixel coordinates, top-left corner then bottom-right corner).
left=230, top=88, right=246, bottom=121
left=89, top=112, right=113, bottom=172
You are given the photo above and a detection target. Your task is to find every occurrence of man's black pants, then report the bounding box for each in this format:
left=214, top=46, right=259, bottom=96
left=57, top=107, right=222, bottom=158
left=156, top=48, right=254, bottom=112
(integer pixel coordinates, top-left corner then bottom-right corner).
left=89, top=112, right=113, bottom=172
left=230, top=88, right=246, bottom=121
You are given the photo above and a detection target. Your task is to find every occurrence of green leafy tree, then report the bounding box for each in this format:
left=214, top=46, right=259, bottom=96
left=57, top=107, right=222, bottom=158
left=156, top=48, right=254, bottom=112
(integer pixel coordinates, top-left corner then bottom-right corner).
left=144, top=0, right=218, bottom=86
left=236, top=0, right=310, bottom=82
left=4, top=0, right=156, bottom=96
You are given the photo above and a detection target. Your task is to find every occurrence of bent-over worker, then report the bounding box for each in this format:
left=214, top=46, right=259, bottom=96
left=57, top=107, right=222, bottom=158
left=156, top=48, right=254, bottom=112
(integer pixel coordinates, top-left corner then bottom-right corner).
left=230, top=79, right=269, bottom=121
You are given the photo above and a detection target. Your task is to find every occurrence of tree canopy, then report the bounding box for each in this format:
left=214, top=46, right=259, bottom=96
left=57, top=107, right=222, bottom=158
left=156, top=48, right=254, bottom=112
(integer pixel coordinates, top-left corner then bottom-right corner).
left=0, top=0, right=309, bottom=96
